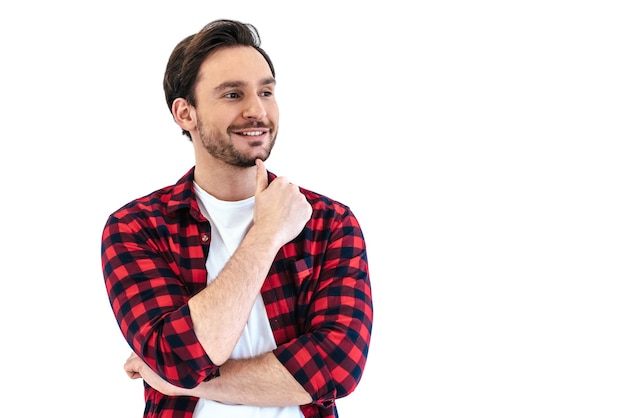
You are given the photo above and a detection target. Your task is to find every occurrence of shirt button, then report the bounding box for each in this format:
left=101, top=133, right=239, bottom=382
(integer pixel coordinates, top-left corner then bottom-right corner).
left=201, top=234, right=209, bottom=242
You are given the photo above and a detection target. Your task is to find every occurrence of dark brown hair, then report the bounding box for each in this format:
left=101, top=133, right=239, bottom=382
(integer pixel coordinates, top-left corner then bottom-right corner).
left=163, top=19, right=276, bottom=139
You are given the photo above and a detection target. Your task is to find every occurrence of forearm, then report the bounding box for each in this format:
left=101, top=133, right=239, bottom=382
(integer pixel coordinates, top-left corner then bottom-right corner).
left=188, top=352, right=312, bottom=407
left=189, top=226, right=282, bottom=365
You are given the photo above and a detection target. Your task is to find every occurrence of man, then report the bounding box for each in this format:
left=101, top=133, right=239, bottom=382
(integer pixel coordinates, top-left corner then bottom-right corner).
left=101, top=19, right=373, bottom=418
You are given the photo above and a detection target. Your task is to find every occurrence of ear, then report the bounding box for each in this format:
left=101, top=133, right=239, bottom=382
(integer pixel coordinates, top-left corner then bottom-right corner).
left=172, top=98, right=197, bottom=132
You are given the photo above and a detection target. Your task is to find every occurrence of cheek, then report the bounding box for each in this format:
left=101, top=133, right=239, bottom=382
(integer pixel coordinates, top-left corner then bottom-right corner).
left=268, top=103, right=279, bottom=121
left=199, top=111, right=229, bottom=130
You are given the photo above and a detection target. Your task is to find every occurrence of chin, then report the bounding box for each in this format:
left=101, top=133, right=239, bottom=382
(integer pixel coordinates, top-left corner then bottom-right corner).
left=252, top=148, right=272, bottom=162
left=234, top=155, right=263, bottom=168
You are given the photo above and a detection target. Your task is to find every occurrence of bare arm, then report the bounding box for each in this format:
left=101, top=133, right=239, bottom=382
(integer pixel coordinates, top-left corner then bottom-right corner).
left=189, top=159, right=312, bottom=365
left=125, top=351, right=312, bottom=407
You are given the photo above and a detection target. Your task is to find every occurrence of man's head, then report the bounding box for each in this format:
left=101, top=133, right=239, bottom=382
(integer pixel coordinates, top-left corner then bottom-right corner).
left=162, top=19, right=279, bottom=168
left=163, top=19, right=275, bottom=140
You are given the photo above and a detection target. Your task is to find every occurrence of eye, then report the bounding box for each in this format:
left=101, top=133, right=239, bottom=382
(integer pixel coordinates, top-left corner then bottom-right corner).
left=260, top=90, right=273, bottom=97
left=224, top=92, right=241, bottom=99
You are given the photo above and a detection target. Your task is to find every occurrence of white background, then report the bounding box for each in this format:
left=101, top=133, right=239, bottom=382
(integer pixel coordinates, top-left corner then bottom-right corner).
left=1, top=1, right=625, bottom=417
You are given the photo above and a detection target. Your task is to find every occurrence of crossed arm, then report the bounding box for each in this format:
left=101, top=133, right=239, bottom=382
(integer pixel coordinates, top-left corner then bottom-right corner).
left=125, top=350, right=312, bottom=406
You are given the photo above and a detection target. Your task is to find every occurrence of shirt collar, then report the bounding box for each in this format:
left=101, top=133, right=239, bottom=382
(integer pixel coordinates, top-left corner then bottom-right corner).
left=165, top=166, right=277, bottom=219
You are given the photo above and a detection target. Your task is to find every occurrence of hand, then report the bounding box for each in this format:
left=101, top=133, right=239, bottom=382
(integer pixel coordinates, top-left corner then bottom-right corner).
left=124, top=352, right=191, bottom=397
left=254, top=159, right=312, bottom=247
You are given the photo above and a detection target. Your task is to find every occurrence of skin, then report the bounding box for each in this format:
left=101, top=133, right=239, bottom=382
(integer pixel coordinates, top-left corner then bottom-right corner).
left=124, top=45, right=313, bottom=406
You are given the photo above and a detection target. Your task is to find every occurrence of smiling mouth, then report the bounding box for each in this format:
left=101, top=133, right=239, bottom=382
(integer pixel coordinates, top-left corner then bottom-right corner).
left=238, top=131, right=265, bottom=137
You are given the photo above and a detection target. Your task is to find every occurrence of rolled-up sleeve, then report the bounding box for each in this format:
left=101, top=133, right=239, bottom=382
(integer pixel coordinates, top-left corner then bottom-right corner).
left=102, top=208, right=219, bottom=388
left=273, top=204, right=373, bottom=406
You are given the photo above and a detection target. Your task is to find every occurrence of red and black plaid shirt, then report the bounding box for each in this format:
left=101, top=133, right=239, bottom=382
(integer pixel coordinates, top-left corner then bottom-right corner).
left=101, top=167, right=373, bottom=418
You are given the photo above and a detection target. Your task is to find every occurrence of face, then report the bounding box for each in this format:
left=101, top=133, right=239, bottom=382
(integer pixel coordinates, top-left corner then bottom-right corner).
left=192, top=46, right=278, bottom=168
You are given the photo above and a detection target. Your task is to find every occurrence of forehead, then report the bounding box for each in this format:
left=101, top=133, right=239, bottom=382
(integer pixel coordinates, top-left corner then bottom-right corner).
left=197, top=45, right=274, bottom=87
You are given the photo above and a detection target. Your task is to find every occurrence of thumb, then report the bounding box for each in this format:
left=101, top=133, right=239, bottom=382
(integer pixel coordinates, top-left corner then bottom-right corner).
left=255, top=159, right=268, bottom=194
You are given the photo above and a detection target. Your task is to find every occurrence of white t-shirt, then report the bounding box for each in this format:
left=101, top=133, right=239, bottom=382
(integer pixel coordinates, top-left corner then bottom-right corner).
left=193, top=184, right=304, bottom=418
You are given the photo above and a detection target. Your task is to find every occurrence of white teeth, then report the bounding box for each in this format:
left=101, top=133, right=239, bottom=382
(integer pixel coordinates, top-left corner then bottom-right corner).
left=241, top=131, right=263, bottom=136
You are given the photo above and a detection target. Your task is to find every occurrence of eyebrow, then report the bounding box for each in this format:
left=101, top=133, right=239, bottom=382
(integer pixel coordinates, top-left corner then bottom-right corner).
left=214, top=77, right=276, bottom=92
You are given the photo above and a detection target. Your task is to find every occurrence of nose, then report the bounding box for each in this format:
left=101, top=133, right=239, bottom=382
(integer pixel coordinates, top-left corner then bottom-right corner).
left=243, top=95, right=267, bottom=120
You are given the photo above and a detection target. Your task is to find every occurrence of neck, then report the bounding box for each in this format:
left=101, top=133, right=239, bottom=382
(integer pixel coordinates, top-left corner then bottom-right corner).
left=193, top=158, right=257, bottom=201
